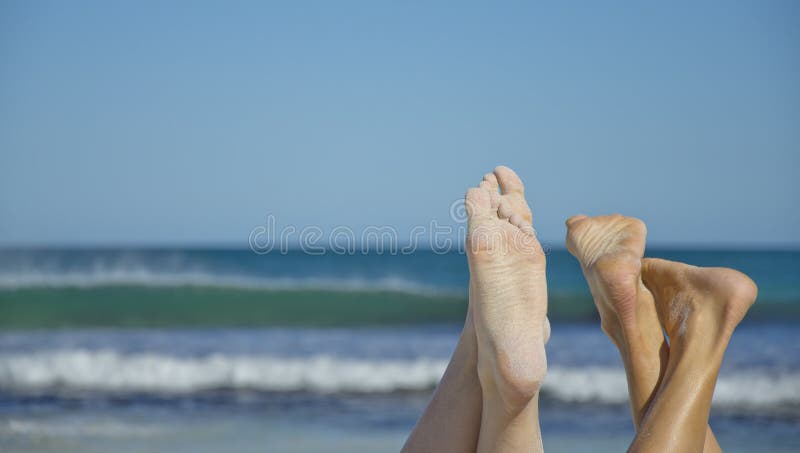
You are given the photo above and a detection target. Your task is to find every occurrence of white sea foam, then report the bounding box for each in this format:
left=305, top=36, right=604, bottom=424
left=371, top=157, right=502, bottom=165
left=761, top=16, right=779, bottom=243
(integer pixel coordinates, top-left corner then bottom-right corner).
left=1, top=350, right=798, bottom=411
left=545, top=367, right=800, bottom=408
left=0, top=270, right=457, bottom=296
left=0, top=350, right=448, bottom=394
left=2, top=418, right=166, bottom=438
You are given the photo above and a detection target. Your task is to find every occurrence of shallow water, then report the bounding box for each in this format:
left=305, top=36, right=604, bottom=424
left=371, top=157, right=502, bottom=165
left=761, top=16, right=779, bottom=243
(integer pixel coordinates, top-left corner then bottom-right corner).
left=1, top=248, right=798, bottom=450
left=1, top=325, right=798, bottom=452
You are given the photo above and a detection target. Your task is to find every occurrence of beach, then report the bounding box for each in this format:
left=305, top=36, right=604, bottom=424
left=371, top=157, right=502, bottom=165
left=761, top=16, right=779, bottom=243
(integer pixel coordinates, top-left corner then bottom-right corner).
left=1, top=249, right=799, bottom=451
left=3, top=1, right=797, bottom=450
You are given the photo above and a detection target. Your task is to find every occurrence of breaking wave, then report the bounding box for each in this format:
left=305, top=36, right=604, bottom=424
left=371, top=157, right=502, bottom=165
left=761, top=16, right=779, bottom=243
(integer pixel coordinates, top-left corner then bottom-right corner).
left=0, top=270, right=456, bottom=296
left=1, top=350, right=798, bottom=413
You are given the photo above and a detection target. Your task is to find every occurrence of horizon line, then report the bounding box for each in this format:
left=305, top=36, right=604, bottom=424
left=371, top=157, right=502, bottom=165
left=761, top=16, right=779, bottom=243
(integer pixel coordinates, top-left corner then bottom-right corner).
left=1, top=242, right=799, bottom=252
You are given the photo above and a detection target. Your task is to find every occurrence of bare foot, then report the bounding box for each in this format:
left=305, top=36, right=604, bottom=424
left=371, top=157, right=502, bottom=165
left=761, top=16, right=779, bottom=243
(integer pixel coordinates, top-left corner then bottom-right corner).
left=641, top=258, right=758, bottom=354
left=565, top=214, right=666, bottom=427
left=630, top=259, right=757, bottom=453
left=564, top=214, right=660, bottom=346
left=466, top=166, right=548, bottom=409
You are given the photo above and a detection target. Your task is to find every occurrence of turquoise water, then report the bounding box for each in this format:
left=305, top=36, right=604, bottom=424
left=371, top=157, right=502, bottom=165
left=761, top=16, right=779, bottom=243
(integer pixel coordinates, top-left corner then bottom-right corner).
left=0, top=248, right=798, bottom=451
left=1, top=248, right=798, bottom=325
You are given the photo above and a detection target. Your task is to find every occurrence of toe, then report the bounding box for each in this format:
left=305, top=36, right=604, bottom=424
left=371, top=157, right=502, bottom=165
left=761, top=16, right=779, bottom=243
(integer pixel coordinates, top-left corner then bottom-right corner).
left=641, top=258, right=684, bottom=294
left=482, top=172, right=499, bottom=190
left=640, top=258, right=663, bottom=286
left=565, top=214, right=588, bottom=228
left=479, top=180, right=497, bottom=196
left=497, top=201, right=514, bottom=219
left=488, top=189, right=500, bottom=210
left=479, top=174, right=501, bottom=208
left=494, top=166, right=525, bottom=195
left=509, top=213, right=526, bottom=228
left=465, top=188, right=492, bottom=217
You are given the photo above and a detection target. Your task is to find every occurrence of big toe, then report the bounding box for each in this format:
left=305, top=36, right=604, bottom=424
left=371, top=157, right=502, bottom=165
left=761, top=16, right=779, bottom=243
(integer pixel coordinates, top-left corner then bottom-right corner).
left=565, top=214, right=588, bottom=229
left=641, top=258, right=686, bottom=296
left=493, top=166, right=525, bottom=195
left=564, top=214, right=589, bottom=255
left=493, top=166, right=533, bottom=223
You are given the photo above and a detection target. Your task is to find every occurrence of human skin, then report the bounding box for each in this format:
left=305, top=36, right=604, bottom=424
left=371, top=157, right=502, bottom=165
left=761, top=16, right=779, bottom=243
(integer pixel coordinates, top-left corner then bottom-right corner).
left=565, top=214, right=723, bottom=452
left=403, top=166, right=549, bottom=453
left=629, top=258, right=756, bottom=452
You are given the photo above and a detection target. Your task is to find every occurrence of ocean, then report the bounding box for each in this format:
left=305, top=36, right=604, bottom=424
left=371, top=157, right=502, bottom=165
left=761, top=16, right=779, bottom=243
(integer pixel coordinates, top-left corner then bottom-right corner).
left=1, top=248, right=798, bottom=452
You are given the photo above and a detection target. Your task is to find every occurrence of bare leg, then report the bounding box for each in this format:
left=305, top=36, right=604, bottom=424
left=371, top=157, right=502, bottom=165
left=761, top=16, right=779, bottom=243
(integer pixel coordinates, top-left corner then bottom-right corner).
left=402, top=299, right=482, bottom=453
left=468, top=167, right=548, bottom=453
left=565, top=215, right=722, bottom=451
left=631, top=258, right=757, bottom=452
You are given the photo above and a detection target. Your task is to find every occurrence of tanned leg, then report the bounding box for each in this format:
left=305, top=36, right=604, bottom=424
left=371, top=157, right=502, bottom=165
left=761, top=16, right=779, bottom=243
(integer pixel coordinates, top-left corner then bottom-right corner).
left=630, top=258, right=757, bottom=452
left=566, top=214, right=722, bottom=452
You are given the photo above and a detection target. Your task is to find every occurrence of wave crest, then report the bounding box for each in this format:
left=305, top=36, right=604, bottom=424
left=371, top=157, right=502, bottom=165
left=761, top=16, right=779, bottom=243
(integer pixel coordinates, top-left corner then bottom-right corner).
left=0, top=271, right=457, bottom=296
left=1, top=350, right=798, bottom=412
left=0, top=350, right=447, bottom=394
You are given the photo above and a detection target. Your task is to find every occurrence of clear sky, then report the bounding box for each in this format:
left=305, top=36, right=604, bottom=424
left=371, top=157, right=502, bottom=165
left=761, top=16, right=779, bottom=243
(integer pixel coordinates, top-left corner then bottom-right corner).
left=1, top=1, right=798, bottom=247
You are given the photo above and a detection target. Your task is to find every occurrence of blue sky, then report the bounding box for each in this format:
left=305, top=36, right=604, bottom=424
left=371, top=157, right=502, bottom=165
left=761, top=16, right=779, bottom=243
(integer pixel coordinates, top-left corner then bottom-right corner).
left=1, top=1, right=798, bottom=247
